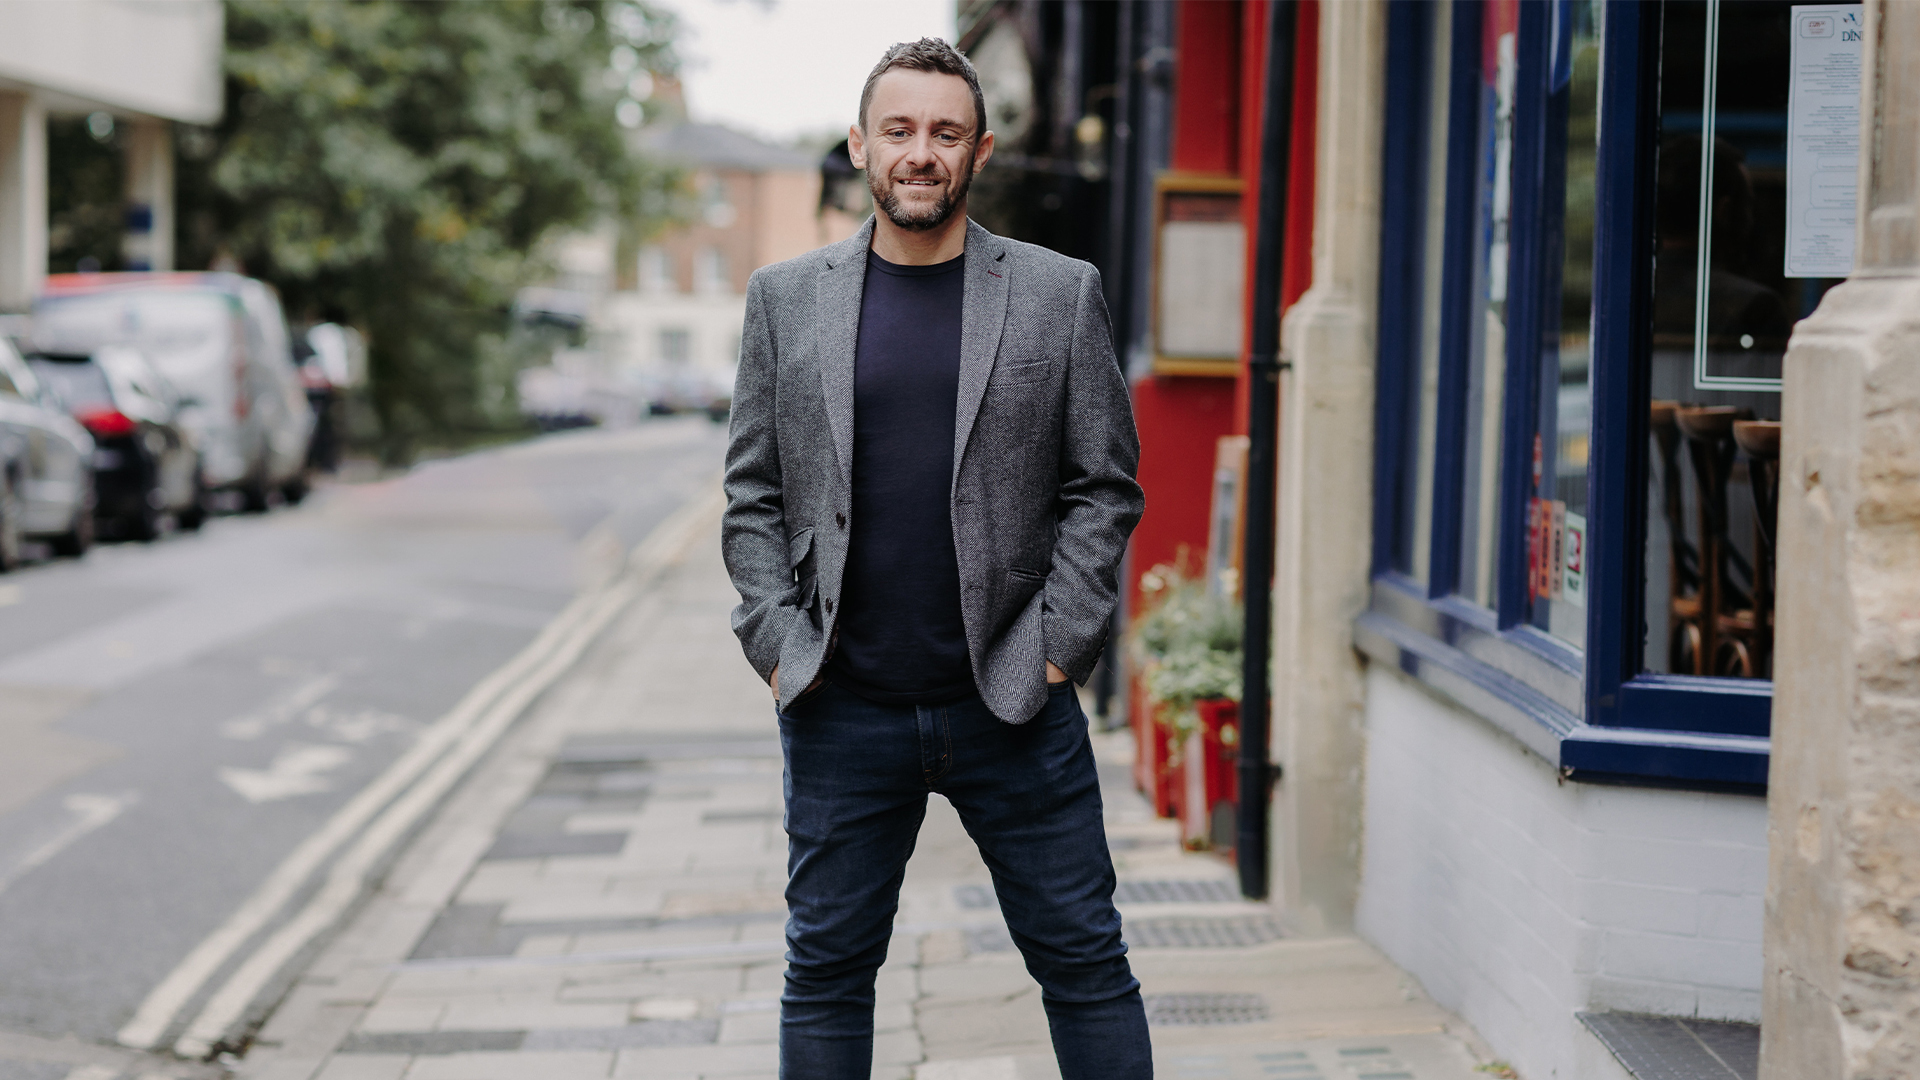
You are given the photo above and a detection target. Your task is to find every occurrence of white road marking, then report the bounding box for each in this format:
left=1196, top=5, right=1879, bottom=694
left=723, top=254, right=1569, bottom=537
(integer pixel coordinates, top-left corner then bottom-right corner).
left=0, top=583, right=20, bottom=607
left=220, top=675, right=340, bottom=740
left=0, top=793, right=135, bottom=898
left=174, top=574, right=642, bottom=1058
left=218, top=744, right=355, bottom=804
left=302, top=704, right=413, bottom=744
left=64, top=1066, right=119, bottom=1080
left=118, top=484, right=722, bottom=1056
left=116, top=591, right=591, bottom=1049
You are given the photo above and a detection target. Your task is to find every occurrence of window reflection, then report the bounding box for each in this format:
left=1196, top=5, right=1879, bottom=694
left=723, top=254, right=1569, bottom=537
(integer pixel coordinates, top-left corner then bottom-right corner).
left=1457, top=0, right=1518, bottom=609
left=1642, top=0, right=1845, bottom=679
left=1527, top=0, right=1601, bottom=647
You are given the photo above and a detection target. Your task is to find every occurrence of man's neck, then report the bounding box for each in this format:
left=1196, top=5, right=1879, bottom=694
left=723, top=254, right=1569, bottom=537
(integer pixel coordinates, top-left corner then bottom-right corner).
left=870, top=207, right=969, bottom=266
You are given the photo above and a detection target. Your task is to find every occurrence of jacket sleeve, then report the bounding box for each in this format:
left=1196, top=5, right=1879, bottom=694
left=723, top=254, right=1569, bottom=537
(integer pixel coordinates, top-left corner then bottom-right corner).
left=722, top=270, right=796, bottom=681
left=1045, top=265, right=1145, bottom=683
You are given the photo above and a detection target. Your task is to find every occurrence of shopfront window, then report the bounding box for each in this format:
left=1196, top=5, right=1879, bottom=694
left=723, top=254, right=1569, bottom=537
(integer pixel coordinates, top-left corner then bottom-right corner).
left=1375, top=0, right=1460, bottom=585
left=1642, top=0, right=1851, bottom=679
left=1403, top=0, right=1455, bottom=586
left=1360, top=0, right=1853, bottom=788
left=1457, top=0, right=1516, bottom=609
left=1526, top=0, right=1601, bottom=647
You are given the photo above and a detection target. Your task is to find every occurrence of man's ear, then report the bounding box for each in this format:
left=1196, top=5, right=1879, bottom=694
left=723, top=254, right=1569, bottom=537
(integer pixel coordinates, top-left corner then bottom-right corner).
left=973, top=129, right=995, bottom=174
left=847, top=123, right=867, bottom=170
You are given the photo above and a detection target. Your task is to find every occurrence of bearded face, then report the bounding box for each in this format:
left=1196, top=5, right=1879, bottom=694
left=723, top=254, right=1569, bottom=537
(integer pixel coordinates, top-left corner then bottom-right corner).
left=853, top=68, right=990, bottom=237
left=868, top=155, right=974, bottom=232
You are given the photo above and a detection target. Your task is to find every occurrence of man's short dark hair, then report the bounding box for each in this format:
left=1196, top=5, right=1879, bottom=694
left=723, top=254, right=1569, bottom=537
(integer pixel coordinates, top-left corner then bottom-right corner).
left=858, top=37, right=986, bottom=138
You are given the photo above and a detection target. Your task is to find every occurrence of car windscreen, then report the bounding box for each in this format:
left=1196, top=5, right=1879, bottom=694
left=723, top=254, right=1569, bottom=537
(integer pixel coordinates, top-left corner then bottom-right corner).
left=33, top=291, right=235, bottom=385
left=26, top=357, right=113, bottom=414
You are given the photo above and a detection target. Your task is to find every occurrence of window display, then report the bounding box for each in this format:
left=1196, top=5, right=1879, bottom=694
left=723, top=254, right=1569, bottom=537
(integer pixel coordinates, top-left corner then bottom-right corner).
left=1641, top=0, right=1854, bottom=679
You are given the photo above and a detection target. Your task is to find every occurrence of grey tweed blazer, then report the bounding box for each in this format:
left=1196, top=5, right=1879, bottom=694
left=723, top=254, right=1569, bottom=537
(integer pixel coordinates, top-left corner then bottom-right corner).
left=721, top=217, right=1143, bottom=723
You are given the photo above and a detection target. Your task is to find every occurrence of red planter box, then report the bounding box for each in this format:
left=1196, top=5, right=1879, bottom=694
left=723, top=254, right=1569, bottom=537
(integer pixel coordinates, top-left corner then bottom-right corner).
left=1130, top=675, right=1179, bottom=820
left=1179, top=698, right=1241, bottom=854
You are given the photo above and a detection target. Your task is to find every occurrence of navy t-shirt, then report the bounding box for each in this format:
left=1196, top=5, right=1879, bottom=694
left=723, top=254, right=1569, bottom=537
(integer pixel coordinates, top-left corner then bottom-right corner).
left=826, top=249, right=974, bottom=704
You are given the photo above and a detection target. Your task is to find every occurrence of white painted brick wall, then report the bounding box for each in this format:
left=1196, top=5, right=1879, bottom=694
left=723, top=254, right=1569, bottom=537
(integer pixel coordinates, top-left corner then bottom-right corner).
left=1353, top=666, right=1767, bottom=1080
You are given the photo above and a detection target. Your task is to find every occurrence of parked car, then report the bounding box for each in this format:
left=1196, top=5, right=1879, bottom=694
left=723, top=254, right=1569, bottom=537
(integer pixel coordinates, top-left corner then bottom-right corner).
left=0, top=339, right=95, bottom=566
left=32, top=273, right=314, bottom=512
left=28, top=348, right=203, bottom=539
left=630, top=363, right=734, bottom=421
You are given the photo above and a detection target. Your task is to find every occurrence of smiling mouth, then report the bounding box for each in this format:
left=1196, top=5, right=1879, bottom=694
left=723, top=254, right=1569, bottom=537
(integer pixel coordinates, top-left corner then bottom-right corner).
left=895, top=177, right=944, bottom=188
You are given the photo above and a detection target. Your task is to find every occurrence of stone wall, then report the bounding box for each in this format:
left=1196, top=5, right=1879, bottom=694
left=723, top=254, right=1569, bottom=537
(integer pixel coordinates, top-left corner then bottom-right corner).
left=1762, top=2, right=1920, bottom=1074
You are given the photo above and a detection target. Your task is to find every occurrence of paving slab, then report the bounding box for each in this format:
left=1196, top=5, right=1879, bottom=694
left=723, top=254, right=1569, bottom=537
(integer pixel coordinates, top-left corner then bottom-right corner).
left=235, top=507, right=1498, bottom=1080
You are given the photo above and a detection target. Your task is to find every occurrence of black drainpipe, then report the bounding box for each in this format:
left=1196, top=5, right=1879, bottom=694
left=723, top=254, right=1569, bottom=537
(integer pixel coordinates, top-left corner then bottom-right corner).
left=1237, top=0, right=1297, bottom=902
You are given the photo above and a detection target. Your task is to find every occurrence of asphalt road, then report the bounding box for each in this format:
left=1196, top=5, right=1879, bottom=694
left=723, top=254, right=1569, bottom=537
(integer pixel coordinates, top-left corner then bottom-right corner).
left=0, top=418, right=727, bottom=1058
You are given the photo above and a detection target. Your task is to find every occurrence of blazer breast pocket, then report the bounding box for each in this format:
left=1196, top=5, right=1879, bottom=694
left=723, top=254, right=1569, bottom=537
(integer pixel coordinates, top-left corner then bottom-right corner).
left=991, top=358, right=1052, bottom=388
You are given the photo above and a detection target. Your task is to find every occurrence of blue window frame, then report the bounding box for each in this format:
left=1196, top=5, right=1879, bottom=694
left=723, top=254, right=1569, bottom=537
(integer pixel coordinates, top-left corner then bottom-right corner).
left=1358, top=0, right=1771, bottom=791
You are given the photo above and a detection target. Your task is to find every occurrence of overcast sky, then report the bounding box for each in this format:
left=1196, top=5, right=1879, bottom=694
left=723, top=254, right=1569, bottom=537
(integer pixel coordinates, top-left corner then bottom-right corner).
left=654, top=0, right=958, bottom=144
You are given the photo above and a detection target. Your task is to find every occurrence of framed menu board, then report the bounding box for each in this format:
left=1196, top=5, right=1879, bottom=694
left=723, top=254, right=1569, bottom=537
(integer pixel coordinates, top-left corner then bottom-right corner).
left=1152, top=174, right=1245, bottom=376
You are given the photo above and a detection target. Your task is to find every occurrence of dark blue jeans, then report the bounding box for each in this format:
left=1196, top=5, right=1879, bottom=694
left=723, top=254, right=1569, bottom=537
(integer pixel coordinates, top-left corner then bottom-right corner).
left=776, top=679, right=1151, bottom=1079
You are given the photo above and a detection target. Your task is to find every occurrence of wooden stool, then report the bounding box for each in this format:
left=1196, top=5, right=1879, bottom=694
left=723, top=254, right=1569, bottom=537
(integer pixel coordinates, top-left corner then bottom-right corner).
left=1675, top=405, right=1758, bottom=676
left=1651, top=402, right=1704, bottom=674
left=1733, top=420, right=1781, bottom=677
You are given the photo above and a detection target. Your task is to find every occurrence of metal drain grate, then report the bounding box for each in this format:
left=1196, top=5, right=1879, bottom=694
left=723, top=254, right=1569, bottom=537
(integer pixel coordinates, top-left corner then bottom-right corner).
left=1144, top=993, right=1270, bottom=1026
left=1113, top=879, right=1240, bottom=904
left=1127, top=915, right=1285, bottom=948
left=1577, top=1012, right=1758, bottom=1080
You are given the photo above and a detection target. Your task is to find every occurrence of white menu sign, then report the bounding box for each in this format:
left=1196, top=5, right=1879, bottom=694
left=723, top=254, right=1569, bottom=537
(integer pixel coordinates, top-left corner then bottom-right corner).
left=1784, top=5, right=1864, bottom=278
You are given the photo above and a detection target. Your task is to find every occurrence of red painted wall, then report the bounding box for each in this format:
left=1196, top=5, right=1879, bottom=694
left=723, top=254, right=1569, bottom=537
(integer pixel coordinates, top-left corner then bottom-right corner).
left=1281, top=0, right=1320, bottom=313
left=1129, top=376, right=1242, bottom=590
left=1170, top=0, right=1243, bottom=175
left=1129, top=0, right=1248, bottom=609
left=1232, top=0, right=1272, bottom=436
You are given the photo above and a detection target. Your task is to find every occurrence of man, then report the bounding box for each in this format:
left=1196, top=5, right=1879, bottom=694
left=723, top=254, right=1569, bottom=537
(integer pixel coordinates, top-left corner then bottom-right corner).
left=722, top=37, right=1148, bottom=1080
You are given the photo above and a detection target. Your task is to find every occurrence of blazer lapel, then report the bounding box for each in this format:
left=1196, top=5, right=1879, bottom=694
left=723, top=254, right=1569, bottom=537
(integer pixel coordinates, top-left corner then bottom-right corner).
left=816, top=217, right=874, bottom=492
left=953, top=219, right=1009, bottom=482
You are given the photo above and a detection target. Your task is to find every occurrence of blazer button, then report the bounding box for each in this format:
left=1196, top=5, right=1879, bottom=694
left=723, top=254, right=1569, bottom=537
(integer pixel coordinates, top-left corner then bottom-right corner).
left=824, top=598, right=835, bottom=614
left=835, top=512, right=846, bottom=529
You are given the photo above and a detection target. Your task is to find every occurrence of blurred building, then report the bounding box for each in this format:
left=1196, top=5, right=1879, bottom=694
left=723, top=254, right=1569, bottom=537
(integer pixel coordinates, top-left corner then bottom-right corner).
left=0, top=1, right=223, bottom=310
left=601, top=122, right=862, bottom=407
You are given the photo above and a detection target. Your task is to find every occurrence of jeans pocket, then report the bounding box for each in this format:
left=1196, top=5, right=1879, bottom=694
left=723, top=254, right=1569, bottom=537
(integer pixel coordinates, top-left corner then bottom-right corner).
left=777, top=679, right=829, bottom=723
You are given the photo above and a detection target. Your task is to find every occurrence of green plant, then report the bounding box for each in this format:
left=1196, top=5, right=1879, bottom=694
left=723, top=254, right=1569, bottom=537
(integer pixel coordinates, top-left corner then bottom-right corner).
left=178, top=0, right=683, bottom=462
left=1129, top=560, right=1242, bottom=742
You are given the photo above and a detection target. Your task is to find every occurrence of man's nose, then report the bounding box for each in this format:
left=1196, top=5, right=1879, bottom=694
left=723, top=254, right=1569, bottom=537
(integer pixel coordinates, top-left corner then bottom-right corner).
left=902, top=131, right=941, bottom=169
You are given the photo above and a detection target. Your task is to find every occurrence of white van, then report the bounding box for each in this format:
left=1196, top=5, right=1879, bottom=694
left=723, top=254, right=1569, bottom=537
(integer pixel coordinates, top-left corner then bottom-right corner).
left=33, top=273, right=313, bottom=510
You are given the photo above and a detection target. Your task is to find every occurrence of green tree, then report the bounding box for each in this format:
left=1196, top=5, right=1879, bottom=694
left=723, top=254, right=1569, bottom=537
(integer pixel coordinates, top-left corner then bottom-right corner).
left=179, top=0, right=679, bottom=461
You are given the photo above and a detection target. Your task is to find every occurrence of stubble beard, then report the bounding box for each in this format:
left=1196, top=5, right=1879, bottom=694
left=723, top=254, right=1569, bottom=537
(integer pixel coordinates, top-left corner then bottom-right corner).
left=870, top=161, right=972, bottom=232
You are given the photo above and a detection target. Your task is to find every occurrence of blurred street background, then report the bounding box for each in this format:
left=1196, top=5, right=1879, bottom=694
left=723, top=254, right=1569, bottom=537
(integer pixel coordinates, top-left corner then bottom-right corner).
left=0, top=419, right=724, bottom=1045
left=0, top=2, right=1486, bottom=1078
left=9, top=0, right=1915, bottom=1078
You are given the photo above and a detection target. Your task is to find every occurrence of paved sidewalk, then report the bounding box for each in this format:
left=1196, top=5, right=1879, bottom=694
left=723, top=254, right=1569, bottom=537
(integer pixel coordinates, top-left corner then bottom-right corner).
left=237, top=499, right=1498, bottom=1080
